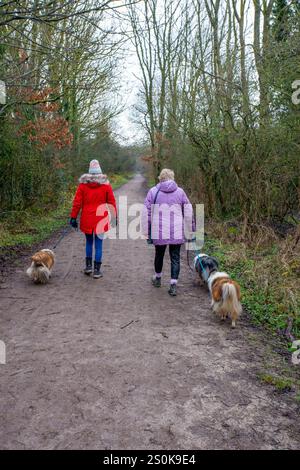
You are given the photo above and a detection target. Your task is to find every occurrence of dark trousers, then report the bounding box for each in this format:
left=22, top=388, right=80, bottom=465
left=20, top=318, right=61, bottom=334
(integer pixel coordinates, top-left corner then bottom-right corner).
left=154, top=244, right=181, bottom=280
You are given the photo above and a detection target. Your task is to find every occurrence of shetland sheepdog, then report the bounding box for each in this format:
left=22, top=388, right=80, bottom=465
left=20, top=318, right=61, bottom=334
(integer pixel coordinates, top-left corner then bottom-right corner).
left=26, top=249, right=55, bottom=284
left=208, top=272, right=242, bottom=328
left=193, top=253, right=219, bottom=286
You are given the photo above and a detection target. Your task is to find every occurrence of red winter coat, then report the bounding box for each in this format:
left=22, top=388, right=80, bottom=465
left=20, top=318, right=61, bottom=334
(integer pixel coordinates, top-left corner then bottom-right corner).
left=70, top=174, right=117, bottom=235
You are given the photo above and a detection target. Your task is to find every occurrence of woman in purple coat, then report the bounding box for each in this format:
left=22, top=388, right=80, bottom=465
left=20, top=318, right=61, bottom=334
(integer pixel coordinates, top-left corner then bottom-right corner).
left=144, top=169, right=195, bottom=296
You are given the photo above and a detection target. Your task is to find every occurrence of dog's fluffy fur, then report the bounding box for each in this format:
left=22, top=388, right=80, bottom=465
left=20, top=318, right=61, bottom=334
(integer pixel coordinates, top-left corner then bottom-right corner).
left=208, top=272, right=242, bottom=328
left=194, top=253, right=242, bottom=328
left=26, top=249, right=55, bottom=284
left=193, top=253, right=219, bottom=286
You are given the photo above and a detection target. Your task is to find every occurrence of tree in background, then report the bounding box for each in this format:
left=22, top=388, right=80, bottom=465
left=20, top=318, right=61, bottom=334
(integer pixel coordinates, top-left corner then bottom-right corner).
left=128, top=0, right=300, bottom=230
left=0, top=0, right=126, bottom=213
left=80, top=121, right=136, bottom=176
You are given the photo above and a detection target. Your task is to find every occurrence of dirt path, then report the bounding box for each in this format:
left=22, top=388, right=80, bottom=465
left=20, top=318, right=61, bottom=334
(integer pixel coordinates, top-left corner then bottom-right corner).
left=0, top=175, right=299, bottom=450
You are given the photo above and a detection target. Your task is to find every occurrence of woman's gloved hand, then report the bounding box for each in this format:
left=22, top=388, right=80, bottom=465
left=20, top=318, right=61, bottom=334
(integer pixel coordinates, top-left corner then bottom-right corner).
left=186, top=236, right=196, bottom=243
left=69, top=218, right=78, bottom=229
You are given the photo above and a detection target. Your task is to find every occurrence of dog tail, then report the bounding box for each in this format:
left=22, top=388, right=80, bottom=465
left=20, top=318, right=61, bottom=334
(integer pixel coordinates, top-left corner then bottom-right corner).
left=222, top=283, right=242, bottom=327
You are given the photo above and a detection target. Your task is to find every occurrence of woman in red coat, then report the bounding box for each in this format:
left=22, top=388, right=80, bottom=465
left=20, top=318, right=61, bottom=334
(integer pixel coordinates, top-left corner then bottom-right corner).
left=70, top=159, right=117, bottom=278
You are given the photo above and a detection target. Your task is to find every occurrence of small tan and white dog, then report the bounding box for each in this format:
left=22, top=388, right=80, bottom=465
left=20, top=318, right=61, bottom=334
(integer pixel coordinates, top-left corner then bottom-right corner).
left=26, top=249, right=55, bottom=284
left=208, top=271, right=242, bottom=328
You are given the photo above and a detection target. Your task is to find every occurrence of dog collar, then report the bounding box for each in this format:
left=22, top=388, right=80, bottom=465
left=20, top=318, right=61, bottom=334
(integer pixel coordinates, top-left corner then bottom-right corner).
left=195, top=255, right=209, bottom=281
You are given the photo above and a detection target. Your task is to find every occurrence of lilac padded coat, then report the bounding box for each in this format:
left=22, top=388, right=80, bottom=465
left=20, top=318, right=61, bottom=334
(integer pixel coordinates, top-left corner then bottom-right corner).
left=143, top=180, right=195, bottom=245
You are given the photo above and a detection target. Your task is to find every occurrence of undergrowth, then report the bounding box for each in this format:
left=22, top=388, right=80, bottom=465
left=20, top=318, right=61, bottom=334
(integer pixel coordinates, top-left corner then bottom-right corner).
left=204, top=221, right=300, bottom=340
left=0, top=173, right=130, bottom=249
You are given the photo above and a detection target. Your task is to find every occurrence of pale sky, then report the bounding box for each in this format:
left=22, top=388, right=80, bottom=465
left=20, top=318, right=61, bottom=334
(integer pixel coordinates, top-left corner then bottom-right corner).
left=109, top=0, right=256, bottom=146
left=112, top=50, right=145, bottom=145
left=108, top=1, right=146, bottom=145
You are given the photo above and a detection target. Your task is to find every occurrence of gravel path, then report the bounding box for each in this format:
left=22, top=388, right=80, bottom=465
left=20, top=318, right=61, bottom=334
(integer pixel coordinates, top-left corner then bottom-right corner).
left=0, top=174, right=299, bottom=450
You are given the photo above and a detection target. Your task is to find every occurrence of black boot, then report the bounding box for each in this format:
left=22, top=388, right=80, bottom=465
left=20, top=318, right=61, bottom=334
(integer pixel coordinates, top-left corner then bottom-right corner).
left=168, top=283, right=177, bottom=296
left=93, top=261, right=103, bottom=279
left=84, top=257, right=92, bottom=275
left=151, top=276, right=161, bottom=287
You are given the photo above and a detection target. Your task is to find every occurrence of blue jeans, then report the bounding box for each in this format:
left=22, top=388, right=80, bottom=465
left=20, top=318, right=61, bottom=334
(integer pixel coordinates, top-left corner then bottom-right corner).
left=85, top=233, right=103, bottom=262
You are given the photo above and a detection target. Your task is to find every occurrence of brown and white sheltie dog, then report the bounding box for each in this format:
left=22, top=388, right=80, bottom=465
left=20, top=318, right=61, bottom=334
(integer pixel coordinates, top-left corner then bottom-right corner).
left=26, top=249, right=55, bottom=284
left=208, top=272, right=242, bottom=328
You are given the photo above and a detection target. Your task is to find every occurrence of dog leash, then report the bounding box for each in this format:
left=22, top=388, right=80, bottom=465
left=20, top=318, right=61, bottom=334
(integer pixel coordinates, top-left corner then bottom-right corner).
left=52, top=226, right=74, bottom=250
left=186, top=237, right=197, bottom=273
left=187, top=247, right=210, bottom=282
left=194, top=254, right=210, bottom=281
left=187, top=249, right=194, bottom=272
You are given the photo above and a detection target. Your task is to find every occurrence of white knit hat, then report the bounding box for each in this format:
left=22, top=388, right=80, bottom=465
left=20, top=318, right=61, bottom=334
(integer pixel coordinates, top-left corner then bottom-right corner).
left=89, top=159, right=102, bottom=175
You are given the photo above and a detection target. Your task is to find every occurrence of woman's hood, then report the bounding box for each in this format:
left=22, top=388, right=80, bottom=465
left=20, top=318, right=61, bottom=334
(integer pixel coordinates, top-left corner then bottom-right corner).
left=79, top=174, right=109, bottom=185
left=157, top=180, right=178, bottom=193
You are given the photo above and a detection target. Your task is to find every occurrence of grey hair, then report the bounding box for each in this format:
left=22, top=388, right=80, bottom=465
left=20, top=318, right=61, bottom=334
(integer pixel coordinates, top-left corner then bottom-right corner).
left=158, top=168, right=175, bottom=182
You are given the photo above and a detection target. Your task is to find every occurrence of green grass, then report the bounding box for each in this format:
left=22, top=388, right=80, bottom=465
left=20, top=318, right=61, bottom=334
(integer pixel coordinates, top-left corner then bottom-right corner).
left=110, top=173, right=132, bottom=190
left=258, top=373, right=293, bottom=392
left=204, top=232, right=300, bottom=338
left=147, top=176, right=156, bottom=188
left=203, top=224, right=300, bottom=399
left=0, top=196, right=72, bottom=249
left=0, top=173, right=132, bottom=250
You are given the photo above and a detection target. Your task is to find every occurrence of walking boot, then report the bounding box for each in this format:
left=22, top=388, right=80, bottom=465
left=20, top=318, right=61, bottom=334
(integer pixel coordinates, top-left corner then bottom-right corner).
left=168, top=283, right=177, bottom=296
left=151, top=275, right=161, bottom=287
left=93, top=261, right=103, bottom=279
left=84, top=257, right=92, bottom=275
